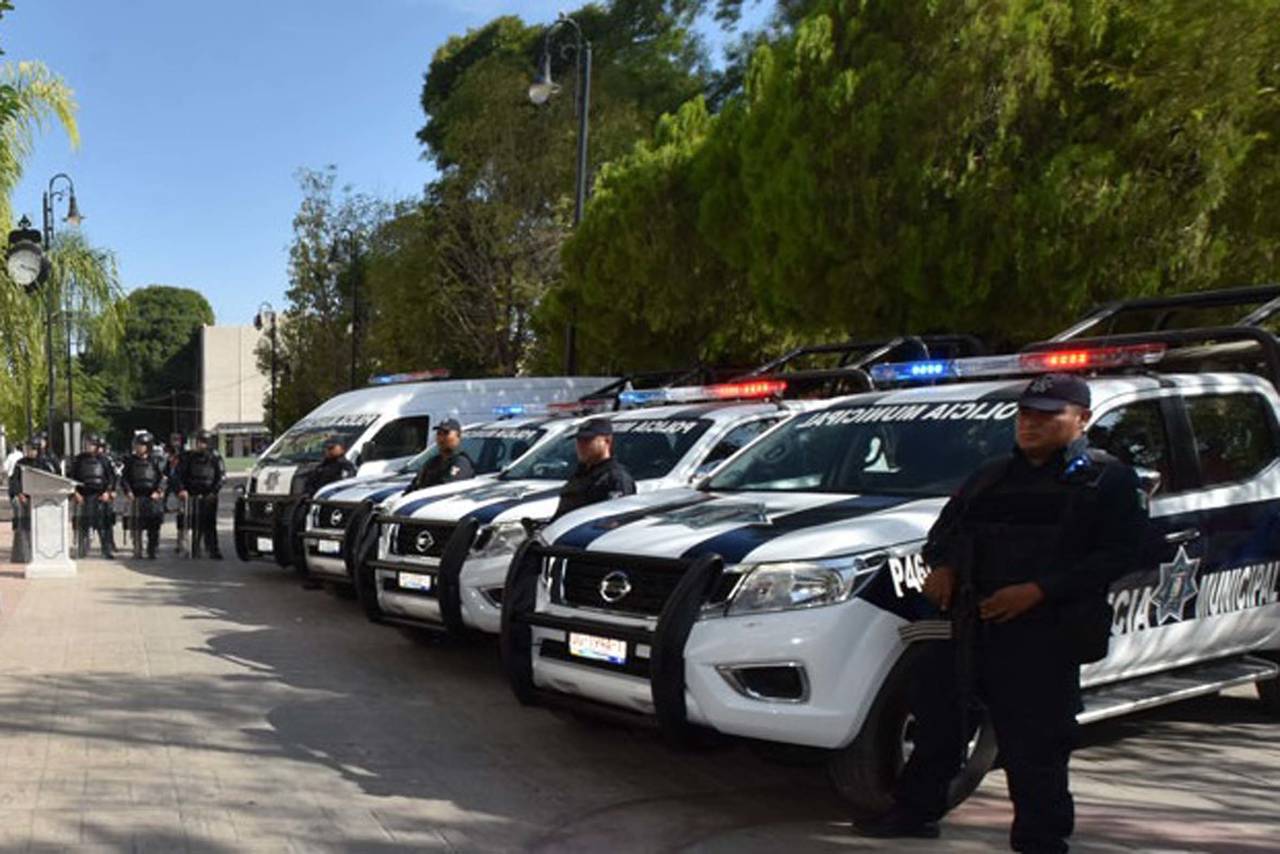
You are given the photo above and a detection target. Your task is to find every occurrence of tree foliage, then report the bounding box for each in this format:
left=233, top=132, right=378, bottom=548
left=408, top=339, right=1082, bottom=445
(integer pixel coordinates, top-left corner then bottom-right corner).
left=563, top=0, right=1280, bottom=355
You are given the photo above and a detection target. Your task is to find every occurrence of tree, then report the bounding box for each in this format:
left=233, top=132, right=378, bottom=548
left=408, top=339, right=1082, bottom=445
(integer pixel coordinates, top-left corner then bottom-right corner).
left=82, top=286, right=214, bottom=443
left=262, top=167, right=388, bottom=428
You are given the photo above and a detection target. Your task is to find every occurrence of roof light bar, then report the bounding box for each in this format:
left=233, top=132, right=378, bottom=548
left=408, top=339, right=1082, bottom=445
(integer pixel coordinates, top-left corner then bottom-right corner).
left=368, top=368, right=452, bottom=386
left=618, top=379, right=788, bottom=408
left=546, top=398, right=614, bottom=415
left=870, top=343, right=1166, bottom=384
left=492, top=404, right=529, bottom=418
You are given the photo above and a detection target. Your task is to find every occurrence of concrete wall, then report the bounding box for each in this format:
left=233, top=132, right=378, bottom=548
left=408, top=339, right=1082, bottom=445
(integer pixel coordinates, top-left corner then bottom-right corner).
left=199, top=325, right=267, bottom=431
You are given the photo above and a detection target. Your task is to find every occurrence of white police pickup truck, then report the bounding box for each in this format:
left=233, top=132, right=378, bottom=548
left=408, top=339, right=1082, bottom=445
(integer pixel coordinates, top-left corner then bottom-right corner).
left=362, top=382, right=812, bottom=637
left=501, top=335, right=1280, bottom=815
left=298, top=416, right=573, bottom=589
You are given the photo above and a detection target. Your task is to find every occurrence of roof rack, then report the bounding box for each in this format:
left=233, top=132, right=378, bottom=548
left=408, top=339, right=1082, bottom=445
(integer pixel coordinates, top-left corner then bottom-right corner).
left=1053, top=284, right=1280, bottom=342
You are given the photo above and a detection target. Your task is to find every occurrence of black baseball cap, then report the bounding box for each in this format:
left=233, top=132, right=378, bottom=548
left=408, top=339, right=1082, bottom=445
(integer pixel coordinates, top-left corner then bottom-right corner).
left=436, top=418, right=462, bottom=433
left=574, top=418, right=613, bottom=439
left=323, top=435, right=346, bottom=449
left=1019, top=373, right=1092, bottom=413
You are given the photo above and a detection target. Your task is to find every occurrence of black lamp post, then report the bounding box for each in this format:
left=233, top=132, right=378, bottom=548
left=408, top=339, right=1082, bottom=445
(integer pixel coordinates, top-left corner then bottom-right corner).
left=529, top=13, right=592, bottom=375
left=6, top=215, right=53, bottom=447
left=329, top=229, right=362, bottom=389
left=43, top=173, right=83, bottom=455
left=254, top=302, right=279, bottom=438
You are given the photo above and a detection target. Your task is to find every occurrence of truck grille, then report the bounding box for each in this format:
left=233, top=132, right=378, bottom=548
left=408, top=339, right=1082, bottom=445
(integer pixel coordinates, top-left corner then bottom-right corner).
left=560, top=556, right=688, bottom=617
left=313, top=501, right=356, bottom=532
left=390, top=522, right=455, bottom=559
left=246, top=500, right=276, bottom=523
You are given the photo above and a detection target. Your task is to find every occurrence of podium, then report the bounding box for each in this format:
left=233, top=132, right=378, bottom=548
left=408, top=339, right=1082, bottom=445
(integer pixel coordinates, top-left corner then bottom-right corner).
left=22, top=468, right=77, bottom=578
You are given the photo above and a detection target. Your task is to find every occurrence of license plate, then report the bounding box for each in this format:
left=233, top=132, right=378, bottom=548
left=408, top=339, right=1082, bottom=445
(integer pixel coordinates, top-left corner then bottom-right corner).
left=398, top=571, right=434, bottom=592
left=256, top=537, right=274, bottom=553
left=316, top=540, right=341, bottom=555
left=568, top=632, right=628, bottom=665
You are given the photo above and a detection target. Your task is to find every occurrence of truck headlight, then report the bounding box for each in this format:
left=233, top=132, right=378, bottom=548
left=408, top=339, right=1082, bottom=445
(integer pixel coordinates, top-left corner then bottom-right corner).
left=725, top=556, right=878, bottom=617
left=473, top=520, right=527, bottom=558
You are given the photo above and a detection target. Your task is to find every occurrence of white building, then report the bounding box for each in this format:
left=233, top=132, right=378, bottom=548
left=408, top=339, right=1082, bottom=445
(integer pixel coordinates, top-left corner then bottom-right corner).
left=199, top=325, right=271, bottom=459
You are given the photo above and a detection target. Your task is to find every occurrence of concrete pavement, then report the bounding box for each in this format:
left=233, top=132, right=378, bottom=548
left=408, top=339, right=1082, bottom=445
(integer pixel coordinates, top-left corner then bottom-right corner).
left=1, top=527, right=1277, bottom=852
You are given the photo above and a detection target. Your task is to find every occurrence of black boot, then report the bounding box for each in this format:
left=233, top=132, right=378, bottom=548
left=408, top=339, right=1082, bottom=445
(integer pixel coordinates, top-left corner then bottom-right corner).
left=853, top=809, right=941, bottom=840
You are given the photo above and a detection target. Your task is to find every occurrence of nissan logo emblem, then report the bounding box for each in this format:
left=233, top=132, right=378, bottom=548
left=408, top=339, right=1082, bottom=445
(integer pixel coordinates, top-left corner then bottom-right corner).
left=331, top=509, right=345, bottom=526
left=599, top=570, right=632, bottom=604
left=414, top=529, right=435, bottom=554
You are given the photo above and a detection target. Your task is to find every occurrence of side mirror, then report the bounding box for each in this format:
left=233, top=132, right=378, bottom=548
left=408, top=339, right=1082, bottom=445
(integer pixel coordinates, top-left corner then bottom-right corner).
left=1136, top=467, right=1162, bottom=497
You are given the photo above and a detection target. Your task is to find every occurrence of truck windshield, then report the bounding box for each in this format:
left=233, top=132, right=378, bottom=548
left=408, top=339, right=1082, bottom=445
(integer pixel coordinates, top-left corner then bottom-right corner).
left=707, top=401, right=1018, bottom=496
left=397, top=427, right=547, bottom=475
left=501, top=418, right=712, bottom=482
left=262, top=422, right=372, bottom=465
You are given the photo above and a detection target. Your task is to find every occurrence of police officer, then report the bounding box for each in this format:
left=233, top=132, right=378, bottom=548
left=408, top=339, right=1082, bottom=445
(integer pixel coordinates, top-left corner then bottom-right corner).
left=70, top=434, right=116, bottom=558
left=176, top=430, right=226, bottom=559
left=858, top=374, right=1147, bottom=853
left=552, top=418, right=636, bottom=521
left=120, top=432, right=167, bottom=559
left=165, top=433, right=187, bottom=554
left=406, top=418, right=475, bottom=492
left=94, top=435, right=121, bottom=556
left=32, top=431, right=59, bottom=474
left=304, top=437, right=358, bottom=495
left=8, top=438, right=58, bottom=563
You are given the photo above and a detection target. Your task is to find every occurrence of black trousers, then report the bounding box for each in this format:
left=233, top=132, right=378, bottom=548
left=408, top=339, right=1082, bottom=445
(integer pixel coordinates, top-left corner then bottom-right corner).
left=895, top=610, right=1080, bottom=853
left=130, top=496, right=164, bottom=555
left=10, top=497, right=30, bottom=563
left=188, top=493, right=220, bottom=556
left=74, top=491, right=113, bottom=556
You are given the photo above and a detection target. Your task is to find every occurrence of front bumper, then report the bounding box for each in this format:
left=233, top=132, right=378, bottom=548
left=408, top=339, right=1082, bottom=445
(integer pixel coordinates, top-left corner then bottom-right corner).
left=300, top=531, right=348, bottom=581
left=507, top=542, right=905, bottom=750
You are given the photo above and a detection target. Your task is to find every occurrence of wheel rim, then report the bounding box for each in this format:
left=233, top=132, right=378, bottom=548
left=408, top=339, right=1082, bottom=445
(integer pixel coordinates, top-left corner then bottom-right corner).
left=897, top=709, right=984, bottom=772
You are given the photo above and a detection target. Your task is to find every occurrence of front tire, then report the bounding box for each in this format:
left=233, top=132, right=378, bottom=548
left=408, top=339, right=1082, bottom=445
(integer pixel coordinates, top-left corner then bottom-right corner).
left=1256, top=653, right=1280, bottom=716
left=827, top=644, right=997, bottom=819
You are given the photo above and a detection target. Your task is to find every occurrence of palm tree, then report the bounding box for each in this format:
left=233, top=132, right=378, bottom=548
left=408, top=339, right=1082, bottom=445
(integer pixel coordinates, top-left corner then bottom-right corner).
left=0, top=59, right=84, bottom=441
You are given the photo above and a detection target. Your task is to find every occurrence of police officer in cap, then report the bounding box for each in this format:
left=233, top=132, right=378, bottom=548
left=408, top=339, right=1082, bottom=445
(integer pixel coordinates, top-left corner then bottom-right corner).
left=858, top=374, right=1147, bottom=853
left=8, top=438, right=59, bottom=562
left=93, top=435, right=121, bottom=556
left=32, top=431, right=59, bottom=474
left=406, top=418, right=475, bottom=492
left=552, top=418, right=636, bottom=521
left=304, top=436, right=357, bottom=495
left=70, top=433, right=117, bottom=558
left=120, top=432, right=167, bottom=559
left=176, top=430, right=226, bottom=559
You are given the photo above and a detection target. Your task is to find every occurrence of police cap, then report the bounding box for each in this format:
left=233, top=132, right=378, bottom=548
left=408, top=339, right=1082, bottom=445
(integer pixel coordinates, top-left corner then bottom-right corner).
left=1019, top=373, right=1092, bottom=413
left=134, top=431, right=155, bottom=446
left=322, top=435, right=346, bottom=450
left=435, top=418, right=462, bottom=434
left=574, top=418, right=613, bottom=439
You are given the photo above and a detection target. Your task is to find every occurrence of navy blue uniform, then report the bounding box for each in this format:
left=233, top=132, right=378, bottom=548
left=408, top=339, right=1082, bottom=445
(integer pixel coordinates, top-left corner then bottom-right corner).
left=897, top=437, right=1146, bottom=853
left=408, top=449, right=475, bottom=493
left=553, top=457, right=636, bottom=521
left=175, top=448, right=227, bottom=557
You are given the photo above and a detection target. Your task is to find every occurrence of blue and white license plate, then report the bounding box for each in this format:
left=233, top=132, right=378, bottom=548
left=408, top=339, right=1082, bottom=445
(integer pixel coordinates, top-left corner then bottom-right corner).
left=316, top=540, right=341, bottom=555
left=568, top=632, right=627, bottom=665
left=398, top=571, right=434, bottom=592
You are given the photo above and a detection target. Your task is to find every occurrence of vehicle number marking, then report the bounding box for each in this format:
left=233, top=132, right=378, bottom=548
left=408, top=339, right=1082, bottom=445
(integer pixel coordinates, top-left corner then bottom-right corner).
left=316, top=540, right=341, bottom=555
left=568, top=633, right=628, bottom=665
left=889, top=552, right=931, bottom=598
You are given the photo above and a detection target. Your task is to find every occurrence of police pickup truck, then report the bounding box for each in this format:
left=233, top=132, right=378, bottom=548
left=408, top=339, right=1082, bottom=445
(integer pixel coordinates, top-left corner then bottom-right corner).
left=501, top=330, right=1280, bottom=816
left=361, top=382, right=814, bottom=636
left=298, top=416, right=575, bottom=588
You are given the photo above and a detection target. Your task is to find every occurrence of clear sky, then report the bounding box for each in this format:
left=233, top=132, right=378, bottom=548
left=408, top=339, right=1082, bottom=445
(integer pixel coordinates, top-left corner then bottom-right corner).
left=3, top=0, right=612, bottom=326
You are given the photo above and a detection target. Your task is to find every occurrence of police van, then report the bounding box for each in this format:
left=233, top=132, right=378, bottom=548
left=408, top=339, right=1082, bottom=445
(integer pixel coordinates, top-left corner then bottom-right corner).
left=298, top=415, right=578, bottom=588
left=232, top=373, right=611, bottom=566
left=501, top=300, right=1280, bottom=815
left=359, top=337, right=985, bottom=637
left=361, top=383, right=823, bottom=636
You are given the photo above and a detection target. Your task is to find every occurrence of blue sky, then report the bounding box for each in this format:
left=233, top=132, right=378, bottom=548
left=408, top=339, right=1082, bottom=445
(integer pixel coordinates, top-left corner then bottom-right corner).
left=5, top=1, right=764, bottom=326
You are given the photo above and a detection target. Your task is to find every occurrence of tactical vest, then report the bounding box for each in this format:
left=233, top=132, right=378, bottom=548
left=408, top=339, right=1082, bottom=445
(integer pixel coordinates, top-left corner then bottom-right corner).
left=72, top=452, right=109, bottom=492
left=186, top=452, right=218, bottom=491
left=124, top=456, right=160, bottom=493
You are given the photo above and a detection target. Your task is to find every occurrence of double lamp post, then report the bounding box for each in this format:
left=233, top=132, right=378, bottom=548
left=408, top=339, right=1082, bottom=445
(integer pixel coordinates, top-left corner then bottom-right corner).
left=5, top=173, right=83, bottom=452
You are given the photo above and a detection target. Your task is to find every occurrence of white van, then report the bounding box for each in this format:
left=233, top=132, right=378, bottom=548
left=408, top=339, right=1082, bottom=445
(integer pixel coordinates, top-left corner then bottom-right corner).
left=232, top=375, right=613, bottom=565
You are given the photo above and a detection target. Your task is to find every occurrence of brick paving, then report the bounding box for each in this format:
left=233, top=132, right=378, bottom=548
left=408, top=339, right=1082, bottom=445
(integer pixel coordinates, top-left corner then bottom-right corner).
left=0, top=521, right=1277, bottom=852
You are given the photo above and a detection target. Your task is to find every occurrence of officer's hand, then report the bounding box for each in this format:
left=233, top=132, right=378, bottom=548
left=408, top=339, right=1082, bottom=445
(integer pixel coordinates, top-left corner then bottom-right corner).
left=178, top=490, right=189, bottom=500
left=73, top=493, right=84, bottom=504
left=922, top=566, right=955, bottom=610
left=151, top=491, right=162, bottom=500
left=979, top=583, right=1046, bottom=623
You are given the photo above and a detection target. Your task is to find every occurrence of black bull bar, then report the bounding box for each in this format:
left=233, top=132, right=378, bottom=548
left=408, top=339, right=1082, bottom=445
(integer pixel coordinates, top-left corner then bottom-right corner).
left=364, top=513, right=482, bottom=635
left=498, top=539, right=725, bottom=743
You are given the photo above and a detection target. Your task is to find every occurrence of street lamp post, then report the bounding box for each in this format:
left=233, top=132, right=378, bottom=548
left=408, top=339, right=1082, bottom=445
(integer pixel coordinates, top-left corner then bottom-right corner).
left=6, top=216, right=53, bottom=446
left=254, top=303, right=279, bottom=438
left=42, top=173, right=83, bottom=455
left=528, top=13, right=592, bottom=375
left=329, top=229, right=362, bottom=390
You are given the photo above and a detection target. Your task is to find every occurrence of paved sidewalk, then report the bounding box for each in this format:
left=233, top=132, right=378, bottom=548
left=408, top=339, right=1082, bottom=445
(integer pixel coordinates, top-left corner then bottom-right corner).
left=0, top=526, right=1277, bottom=852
